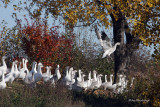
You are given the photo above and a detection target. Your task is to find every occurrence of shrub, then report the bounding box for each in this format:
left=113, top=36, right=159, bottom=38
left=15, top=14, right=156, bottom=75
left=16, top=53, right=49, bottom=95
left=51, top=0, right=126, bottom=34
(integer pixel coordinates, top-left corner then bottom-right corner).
left=19, top=19, right=74, bottom=70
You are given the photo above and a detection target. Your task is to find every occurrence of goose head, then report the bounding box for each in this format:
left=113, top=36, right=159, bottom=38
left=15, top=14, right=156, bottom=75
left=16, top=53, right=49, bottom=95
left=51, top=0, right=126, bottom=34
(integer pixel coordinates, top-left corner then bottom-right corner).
left=25, top=59, right=28, bottom=63
left=110, top=74, right=113, bottom=77
left=33, top=62, right=37, bottom=73
left=22, top=58, right=25, bottom=63
left=37, top=62, right=43, bottom=73
left=118, top=74, right=123, bottom=78
left=38, top=62, right=43, bottom=67
left=32, top=61, right=37, bottom=68
left=48, top=66, right=52, bottom=69
left=104, top=75, right=107, bottom=82
left=69, top=67, right=73, bottom=72
left=2, top=56, right=7, bottom=60
left=93, top=70, right=97, bottom=73
left=97, top=74, right=103, bottom=77
left=115, top=42, right=120, bottom=46
left=14, top=60, right=18, bottom=64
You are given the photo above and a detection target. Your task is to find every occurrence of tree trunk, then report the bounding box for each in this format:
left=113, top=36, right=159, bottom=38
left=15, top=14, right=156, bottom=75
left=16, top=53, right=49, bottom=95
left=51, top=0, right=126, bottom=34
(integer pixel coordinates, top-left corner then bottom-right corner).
left=111, top=7, right=141, bottom=84
left=95, top=1, right=141, bottom=84
left=110, top=10, right=125, bottom=84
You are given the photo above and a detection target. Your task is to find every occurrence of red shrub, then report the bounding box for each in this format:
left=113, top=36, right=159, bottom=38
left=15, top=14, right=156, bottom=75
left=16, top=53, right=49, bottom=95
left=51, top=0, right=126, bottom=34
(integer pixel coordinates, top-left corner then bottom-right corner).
left=20, top=19, right=74, bottom=71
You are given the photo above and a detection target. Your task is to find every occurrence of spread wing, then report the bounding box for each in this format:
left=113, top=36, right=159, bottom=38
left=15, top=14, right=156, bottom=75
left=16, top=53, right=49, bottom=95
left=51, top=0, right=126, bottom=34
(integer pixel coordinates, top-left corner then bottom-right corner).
left=101, top=31, right=112, bottom=49
left=95, top=27, right=112, bottom=51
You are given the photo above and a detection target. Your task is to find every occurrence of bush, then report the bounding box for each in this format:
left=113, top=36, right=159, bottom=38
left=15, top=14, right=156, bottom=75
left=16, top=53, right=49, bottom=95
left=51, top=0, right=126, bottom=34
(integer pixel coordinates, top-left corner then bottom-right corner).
left=19, top=19, right=74, bottom=71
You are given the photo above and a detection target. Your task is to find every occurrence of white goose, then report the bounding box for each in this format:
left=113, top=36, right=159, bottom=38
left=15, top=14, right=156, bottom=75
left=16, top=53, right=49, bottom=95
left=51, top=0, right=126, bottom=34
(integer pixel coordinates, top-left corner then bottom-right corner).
left=121, top=75, right=127, bottom=89
left=28, top=61, right=37, bottom=80
left=77, top=69, right=82, bottom=82
left=101, top=75, right=108, bottom=86
left=68, top=67, right=73, bottom=80
left=88, top=74, right=103, bottom=89
left=34, top=62, right=43, bottom=83
left=50, top=64, right=61, bottom=86
left=55, top=65, right=61, bottom=81
left=42, top=66, right=50, bottom=82
left=18, top=61, right=22, bottom=71
left=116, top=75, right=124, bottom=93
left=82, top=73, right=93, bottom=90
left=70, top=74, right=83, bottom=92
left=13, top=60, right=20, bottom=79
left=0, top=72, right=6, bottom=89
left=48, top=66, right=52, bottom=76
left=62, top=66, right=72, bottom=86
left=24, top=71, right=36, bottom=87
left=92, top=70, right=97, bottom=82
left=117, top=74, right=123, bottom=87
left=95, top=27, right=120, bottom=58
left=108, top=75, right=128, bottom=93
left=71, top=69, right=77, bottom=81
left=103, top=74, right=113, bottom=90
left=19, top=58, right=26, bottom=79
left=42, top=66, right=52, bottom=82
left=0, top=56, right=8, bottom=76
left=4, top=61, right=16, bottom=83
left=19, top=59, right=29, bottom=80
left=86, top=71, right=92, bottom=89
left=130, top=77, right=135, bottom=87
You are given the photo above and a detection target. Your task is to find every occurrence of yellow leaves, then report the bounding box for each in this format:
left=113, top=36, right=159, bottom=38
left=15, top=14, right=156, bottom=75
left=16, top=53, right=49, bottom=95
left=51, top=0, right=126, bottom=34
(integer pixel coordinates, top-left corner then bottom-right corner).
left=153, top=97, right=160, bottom=107
left=97, top=14, right=105, bottom=20
left=63, top=5, right=69, bottom=11
left=138, top=14, right=141, bottom=18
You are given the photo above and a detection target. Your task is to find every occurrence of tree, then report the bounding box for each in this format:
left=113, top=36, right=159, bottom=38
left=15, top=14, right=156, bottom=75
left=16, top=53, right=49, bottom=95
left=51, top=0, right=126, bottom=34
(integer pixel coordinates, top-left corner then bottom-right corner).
left=2, top=0, right=160, bottom=83
left=18, top=19, right=74, bottom=70
left=0, top=20, right=25, bottom=62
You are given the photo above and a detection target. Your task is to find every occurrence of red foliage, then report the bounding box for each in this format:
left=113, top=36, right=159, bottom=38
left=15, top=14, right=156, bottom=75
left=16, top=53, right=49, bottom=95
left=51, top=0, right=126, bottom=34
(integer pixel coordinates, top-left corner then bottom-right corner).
left=20, top=19, right=74, bottom=71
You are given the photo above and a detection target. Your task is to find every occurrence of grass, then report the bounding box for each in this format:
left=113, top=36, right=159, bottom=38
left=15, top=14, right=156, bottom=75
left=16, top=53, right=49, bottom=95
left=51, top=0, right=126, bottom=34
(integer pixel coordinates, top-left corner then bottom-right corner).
left=0, top=81, right=85, bottom=107
left=0, top=79, right=153, bottom=107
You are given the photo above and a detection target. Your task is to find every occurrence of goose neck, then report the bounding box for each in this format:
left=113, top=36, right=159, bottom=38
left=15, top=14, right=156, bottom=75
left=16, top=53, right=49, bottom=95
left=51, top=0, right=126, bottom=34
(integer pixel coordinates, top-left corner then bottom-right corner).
left=24, top=60, right=27, bottom=69
left=46, top=67, right=49, bottom=74
left=31, top=63, right=35, bottom=71
left=66, top=69, right=69, bottom=76
left=88, top=72, right=91, bottom=80
left=105, top=75, right=107, bottom=82
left=110, top=75, right=113, bottom=84
left=22, top=59, right=25, bottom=67
left=14, top=63, right=18, bottom=72
left=78, top=70, right=81, bottom=77
left=37, top=66, right=42, bottom=74
left=2, top=73, right=5, bottom=81
left=2, top=57, right=7, bottom=67
left=93, top=72, right=97, bottom=80
left=11, top=62, right=15, bottom=72
left=34, top=63, right=37, bottom=73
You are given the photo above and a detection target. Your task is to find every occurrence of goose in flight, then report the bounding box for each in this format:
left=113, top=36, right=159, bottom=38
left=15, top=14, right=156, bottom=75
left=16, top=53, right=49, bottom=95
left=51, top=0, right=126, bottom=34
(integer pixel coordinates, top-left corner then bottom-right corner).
left=95, top=27, right=120, bottom=58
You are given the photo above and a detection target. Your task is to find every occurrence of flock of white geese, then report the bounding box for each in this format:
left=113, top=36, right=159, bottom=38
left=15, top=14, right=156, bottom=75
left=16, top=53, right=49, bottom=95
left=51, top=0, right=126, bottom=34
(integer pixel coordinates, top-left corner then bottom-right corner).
left=0, top=56, right=135, bottom=94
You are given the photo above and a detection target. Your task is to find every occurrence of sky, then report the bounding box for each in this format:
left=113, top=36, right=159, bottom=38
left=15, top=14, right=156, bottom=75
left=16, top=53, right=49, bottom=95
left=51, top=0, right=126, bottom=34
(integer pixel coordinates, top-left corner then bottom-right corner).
left=0, top=1, right=154, bottom=57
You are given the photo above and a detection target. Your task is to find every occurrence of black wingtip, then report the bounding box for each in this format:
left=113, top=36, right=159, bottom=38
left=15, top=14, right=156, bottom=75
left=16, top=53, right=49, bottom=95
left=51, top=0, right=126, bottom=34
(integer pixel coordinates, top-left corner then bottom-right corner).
left=94, top=25, right=98, bottom=31
left=101, top=31, right=107, bottom=40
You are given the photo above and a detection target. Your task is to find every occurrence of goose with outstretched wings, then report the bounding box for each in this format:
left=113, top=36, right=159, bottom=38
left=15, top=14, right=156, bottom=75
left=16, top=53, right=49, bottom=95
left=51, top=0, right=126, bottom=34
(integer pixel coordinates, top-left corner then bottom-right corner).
left=95, top=26, right=120, bottom=58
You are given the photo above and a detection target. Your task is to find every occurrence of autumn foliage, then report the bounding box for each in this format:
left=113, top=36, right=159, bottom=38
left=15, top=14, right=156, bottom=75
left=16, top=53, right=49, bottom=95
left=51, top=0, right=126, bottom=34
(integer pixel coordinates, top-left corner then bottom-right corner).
left=20, top=19, right=74, bottom=70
